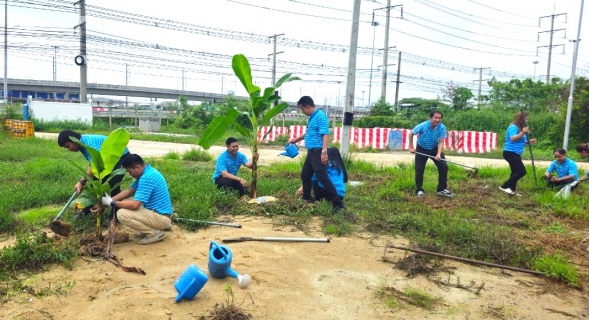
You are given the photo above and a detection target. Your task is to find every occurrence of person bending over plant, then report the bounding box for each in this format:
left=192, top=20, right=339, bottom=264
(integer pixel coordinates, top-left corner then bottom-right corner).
left=58, top=129, right=130, bottom=221
left=295, top=147, right=348, bottom=206
left=212, top=137, right=258, bottom=197
left=101, top=154, right=173, bottom=245
left=543, top=148, right=579, bottom=189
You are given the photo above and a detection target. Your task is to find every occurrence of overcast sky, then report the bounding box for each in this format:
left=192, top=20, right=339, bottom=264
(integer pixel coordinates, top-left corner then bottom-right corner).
left=3, top=0, right=588, bottom=106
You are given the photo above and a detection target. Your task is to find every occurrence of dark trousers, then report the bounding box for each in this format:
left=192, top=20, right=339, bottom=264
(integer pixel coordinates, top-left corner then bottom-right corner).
left=543, top=176, right=576, bottom=189
left=415, top=145, right=448, bottom=192
left=313, top=184, right=343, bottom=202
left=215, top=177, right=247, bottom=197
left=302, top=149, right=343, bottom=207
left=501, top=151, right=526, bottom=192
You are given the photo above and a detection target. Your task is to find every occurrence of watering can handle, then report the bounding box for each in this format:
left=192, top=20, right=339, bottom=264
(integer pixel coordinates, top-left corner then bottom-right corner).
left=175, top=278, right=196, bottom=303
left=209, top=241, right=229, bottom=261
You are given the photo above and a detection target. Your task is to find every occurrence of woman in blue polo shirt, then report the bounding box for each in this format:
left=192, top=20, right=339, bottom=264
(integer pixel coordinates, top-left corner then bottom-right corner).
left=543, top=148, right=579, bottom=189
left=499, top=111, right=536, bottom=196
left=573, top=143, right=589, bottom=187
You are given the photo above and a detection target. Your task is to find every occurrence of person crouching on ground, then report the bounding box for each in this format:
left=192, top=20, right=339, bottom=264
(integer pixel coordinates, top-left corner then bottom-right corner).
left=543, top=148, right=579, bottom=189
left=572, top=143, right=589, bottom=187
left=101, top=154, right=173, bottom=245
left=295, top=147, right=348, bottom=204
left=408, top=110, right=453, bottom=198
left=212, top=137, right=258, bottom=197
left=289, top=96, right=346, bottom=213
left=58, top=129, right=130, bottom=221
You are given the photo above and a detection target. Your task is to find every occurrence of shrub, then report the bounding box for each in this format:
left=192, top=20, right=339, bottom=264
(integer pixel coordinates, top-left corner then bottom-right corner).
left=182, top=148, right=213, bottom=162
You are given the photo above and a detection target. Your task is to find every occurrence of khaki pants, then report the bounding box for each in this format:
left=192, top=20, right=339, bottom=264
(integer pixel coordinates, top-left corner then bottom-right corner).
left=117, top=202, right=171, bottom=236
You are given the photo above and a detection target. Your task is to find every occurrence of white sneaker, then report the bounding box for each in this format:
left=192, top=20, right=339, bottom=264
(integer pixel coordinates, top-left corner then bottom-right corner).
left=498, top=187, right=515, bottom=195
left=417, top=191, right=425, bottom=197
left=437, top=189, right=453, bottom=198
left=138, top=230, right=165, bottom=245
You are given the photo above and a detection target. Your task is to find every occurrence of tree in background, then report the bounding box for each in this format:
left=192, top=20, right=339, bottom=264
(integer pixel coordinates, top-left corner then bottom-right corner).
left=369, top=98, right=395, bottom=117
left=487, top=77, right=563, bottom=112
left=440, top=82, right=474, bottom=110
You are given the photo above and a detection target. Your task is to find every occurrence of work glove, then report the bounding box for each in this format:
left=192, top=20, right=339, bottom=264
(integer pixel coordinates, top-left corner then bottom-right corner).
left=101, top=194, right=114, bottom=206
left=571, top=180, right=579, bottom=187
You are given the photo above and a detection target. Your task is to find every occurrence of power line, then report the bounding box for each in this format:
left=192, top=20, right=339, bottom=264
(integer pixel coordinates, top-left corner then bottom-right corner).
left=466, top=0, right=538, bottom=20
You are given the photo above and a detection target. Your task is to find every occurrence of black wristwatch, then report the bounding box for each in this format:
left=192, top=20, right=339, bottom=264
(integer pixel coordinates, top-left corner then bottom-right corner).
left=79, top=179, right=87, bottom=186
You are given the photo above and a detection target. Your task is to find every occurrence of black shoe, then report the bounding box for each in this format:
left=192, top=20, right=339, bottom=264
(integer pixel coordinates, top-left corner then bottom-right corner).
left=302, top=197, right=315, bottom=203
left=332, top=204, right=347, bottom=214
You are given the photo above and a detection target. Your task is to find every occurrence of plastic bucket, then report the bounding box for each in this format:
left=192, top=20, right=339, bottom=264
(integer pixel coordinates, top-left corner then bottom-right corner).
left=174, top=264, right=208, bottom=303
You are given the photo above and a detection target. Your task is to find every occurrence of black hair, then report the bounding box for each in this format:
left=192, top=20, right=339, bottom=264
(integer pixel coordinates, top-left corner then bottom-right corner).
left=553, top=148, right=567, bottom=155
left=297, top=96, right=315, bottom=108
left=327, top=147, right=348, bottom=183
left=122, top=154, right=145, bottom=168
left=226, top=137, right=238, bottom=146
left=57, top=129, right=82, bottom=147
left=576, top=143, right=589, bottom=153
left=429, top=110, right=443, bottom=118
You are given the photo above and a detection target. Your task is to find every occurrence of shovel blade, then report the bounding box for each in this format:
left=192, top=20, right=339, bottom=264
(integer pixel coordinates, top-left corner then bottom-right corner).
left=50, top=220, right=72, bottom=237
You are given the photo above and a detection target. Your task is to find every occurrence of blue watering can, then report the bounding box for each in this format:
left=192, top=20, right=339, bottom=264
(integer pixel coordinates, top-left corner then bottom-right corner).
left=208, top=241, right=251, bottom=289
left=174, top=264, right=208, bottom=303
left=280, top=143, right=299, bottom=158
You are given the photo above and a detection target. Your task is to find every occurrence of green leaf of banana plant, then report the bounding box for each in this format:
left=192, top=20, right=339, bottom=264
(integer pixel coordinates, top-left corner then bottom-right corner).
left=232, top=54, right=260, bottom=96
left=100, top=128, right=130, bottom=177
left=68, top=159, right=96, bottom=183
left=71, top=189, right=99, bottom=208
left=197, top=107, right=241, bottom=150
left=234, top=122, right=252, bottom=140
left=275, top=74, right=301, bottom=89
left=104, top=167, right=128, bottom=185
left=70, top=137, right=105, bottom=178
left=261, top=102, right=290, bottom=126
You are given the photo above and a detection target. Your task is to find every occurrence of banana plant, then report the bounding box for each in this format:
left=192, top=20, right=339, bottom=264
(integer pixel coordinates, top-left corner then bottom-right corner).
left=69, top=128, right=130, bottom=239
left=198, top=54, right=300, bottom=198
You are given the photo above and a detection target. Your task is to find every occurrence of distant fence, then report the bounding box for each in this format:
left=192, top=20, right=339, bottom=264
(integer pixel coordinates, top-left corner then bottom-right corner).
left=257, top=126, right=498, bottom=153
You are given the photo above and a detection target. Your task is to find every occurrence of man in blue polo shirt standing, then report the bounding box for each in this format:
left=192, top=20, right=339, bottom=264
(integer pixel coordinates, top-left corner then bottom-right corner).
left=58, top=129, right=130, bottom=220
left=289, top=96, right=345, bottom=213
left=212, top=137, right=258, bottom=197
left=408, top=111, right=453, bottom=198
left=102, top=154, right=172, bottom=245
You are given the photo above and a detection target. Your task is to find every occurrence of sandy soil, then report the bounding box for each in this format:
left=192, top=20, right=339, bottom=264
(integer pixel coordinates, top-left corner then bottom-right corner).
left=0, top=132, right=585, bottom=319
left=1, top=216, right=588, bottom=320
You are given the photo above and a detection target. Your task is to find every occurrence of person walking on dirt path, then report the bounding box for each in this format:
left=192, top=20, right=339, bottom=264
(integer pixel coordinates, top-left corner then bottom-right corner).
left=289, top=96, right=346, bottom=213
left=543, top=148, right=579, bottom=189
left=498, top=111, right=537, bottom=196
left=101, top=154, right=172, bottom=245
left=295, top=147, right=348, bottom=202
left=572, top=143, right=589, bottom=187
left=58, top=129, right=130, bottom=220
left=408, top=110, right=453, bottom=198
left=212, top=137, right=258, bottom=197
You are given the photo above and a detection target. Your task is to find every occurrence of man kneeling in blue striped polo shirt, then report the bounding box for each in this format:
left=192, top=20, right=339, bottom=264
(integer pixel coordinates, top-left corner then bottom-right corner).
left=543, top=148, right=579, bottom=189
left=408, top=110, right=453, bottom=198
left=101, top=154, right=173, bottom=245
left=289, top=96, right=346, bottom=213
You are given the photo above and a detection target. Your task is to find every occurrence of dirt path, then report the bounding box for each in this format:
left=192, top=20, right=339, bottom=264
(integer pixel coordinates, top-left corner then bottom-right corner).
left=34, top=132, right=589, bottom=170
left=1, top=217, right=587, bottom=320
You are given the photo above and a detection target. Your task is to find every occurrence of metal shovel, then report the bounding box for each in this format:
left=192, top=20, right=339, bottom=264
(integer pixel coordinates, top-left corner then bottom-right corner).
left=49, top=191, right=78, bottom=236
left=414, top=151, right=479, bottom=178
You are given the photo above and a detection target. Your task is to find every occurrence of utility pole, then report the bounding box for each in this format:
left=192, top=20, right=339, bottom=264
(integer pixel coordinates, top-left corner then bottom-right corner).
left=394, top=51, right=402, bottom=109
left=181, top=70, right=185, bottom=91
left=268, top=33, right=284, bottom=87
left=538, top=12, right=567, bottom=83
left=3, top=0, right=7, bottom=103
left=125, top=63, right=128, bottom=108
left=473, top=67, right=491, bottom=104
left=564, top=0, right=585, bottom=150
left=52, top=46, right=59, bottom=83
left=341, top=0, right=361, bottom=158
left=74, top=0, right=87, bottom=103
left=379, top=1, right=403, bottom=101
left=368, top=12, right=379, bottom=108
left=221, top=76, right=224, bottom=94
left=532, top=60, right=539, bottom=80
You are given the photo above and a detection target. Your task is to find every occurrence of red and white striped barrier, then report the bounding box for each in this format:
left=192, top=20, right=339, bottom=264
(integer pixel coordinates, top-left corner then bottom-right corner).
left=257, top=126, right=498, bottom=153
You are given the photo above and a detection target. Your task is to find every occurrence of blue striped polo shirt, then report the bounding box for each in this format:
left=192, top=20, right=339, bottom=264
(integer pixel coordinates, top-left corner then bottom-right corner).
left=503, top=124, right=527, bottom=155
left=412, top=120, right=447, bottom=150
left=80, top=134, right=130, bottom=163
left=131, top=165, right=172, bottom=214
left=546, top=158, right=579, bottom=180
left=212, top=151, right=249, bottom=182
left=304, top=109, right=330, bottom=149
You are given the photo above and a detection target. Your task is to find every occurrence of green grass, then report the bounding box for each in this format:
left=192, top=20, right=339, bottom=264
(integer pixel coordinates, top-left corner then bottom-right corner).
left=533, top=254, right=581, bottom=287
left=182, top=148, right=213, bottom=162
left=0, top=133, right=588, bottom=287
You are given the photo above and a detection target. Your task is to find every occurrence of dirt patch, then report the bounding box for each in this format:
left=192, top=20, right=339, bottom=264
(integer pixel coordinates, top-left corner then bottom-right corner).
left=77, top=232, right=130, bottom=257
